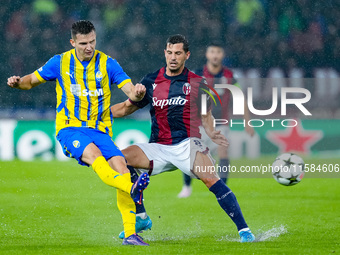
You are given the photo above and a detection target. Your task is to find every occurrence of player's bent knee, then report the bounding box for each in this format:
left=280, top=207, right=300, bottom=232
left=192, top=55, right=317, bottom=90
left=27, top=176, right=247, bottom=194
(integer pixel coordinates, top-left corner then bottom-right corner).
left=122, top=145, right=149, bottom=169
left=81, top=143, right=103, bottom=165
left=200, top=176, right=219, bottom=189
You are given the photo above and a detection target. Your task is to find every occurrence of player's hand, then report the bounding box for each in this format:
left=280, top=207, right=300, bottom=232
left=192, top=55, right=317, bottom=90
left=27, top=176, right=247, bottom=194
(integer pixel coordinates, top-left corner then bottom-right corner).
left=245, top=125, right=255, bottom=137
left=134, top=83, right=146, bottom=100
left=7, top=76, right=21, bottom=88
left=208, top=130, right=229, bottom=147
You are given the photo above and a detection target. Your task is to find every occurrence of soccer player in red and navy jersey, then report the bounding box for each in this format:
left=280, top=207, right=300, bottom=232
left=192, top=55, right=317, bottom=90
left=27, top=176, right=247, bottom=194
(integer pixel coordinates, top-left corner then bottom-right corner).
left=110, top=35, right=255, bottom=243
left=178, top=43, right=255, bottom=198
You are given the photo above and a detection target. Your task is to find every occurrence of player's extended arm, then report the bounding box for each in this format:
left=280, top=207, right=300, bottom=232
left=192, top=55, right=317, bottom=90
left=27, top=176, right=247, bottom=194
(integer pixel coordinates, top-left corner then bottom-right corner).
left=201, top=110, right=229, bottom=147
left=243, top=100, right=255, bottom=137
left=111, top=99, right=140, bottom=118
left=121, top=82, right=146, bottom=102
left=7, top=73, right=42, bottom=90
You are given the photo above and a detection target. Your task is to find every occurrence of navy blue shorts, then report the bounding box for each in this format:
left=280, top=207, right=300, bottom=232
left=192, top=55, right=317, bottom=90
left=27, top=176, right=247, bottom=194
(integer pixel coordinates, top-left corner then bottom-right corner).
left=56, top=127, right=124, bottom=166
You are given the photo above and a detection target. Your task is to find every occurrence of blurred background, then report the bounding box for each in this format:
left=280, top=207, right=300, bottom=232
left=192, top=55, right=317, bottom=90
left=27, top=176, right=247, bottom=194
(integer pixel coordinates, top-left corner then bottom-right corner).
left=1, top=0, right=339, bottom=119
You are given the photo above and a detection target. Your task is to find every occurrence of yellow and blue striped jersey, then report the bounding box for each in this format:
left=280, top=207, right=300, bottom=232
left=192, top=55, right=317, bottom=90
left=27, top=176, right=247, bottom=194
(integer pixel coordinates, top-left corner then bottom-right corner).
left=34, top=49, right=131, bottom=136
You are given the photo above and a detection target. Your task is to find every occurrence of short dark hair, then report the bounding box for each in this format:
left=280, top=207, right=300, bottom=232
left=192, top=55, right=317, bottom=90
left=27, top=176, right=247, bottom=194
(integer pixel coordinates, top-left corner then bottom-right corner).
left=165, top=34, right=189, bottom=53
left=71, top=20, right=95, bottom=39
left=207, top=42, right=224, bottom=50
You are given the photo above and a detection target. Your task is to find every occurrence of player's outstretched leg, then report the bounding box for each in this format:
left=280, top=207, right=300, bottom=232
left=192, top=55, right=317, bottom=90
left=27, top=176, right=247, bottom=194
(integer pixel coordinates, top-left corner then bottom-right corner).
left=92, top=156, right=133, bottom=193
left=209, top=179, right=255, bottom=242
left=178, top=173, right=192, bottom=198
left=119, top=166, right=152, bottom=239
left=194, top=152, right=255, bottom=242
left=121, top=171, right=150, bottom=246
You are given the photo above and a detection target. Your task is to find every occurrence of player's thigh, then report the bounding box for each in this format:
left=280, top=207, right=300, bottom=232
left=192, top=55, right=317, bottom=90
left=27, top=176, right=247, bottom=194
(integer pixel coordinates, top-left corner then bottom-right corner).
left=57, top=127, right=100, bottom=166
left=129, top=143, right=177, bottom=176
left=168, top=139, right=196, bottom=178
left=122, top=145, right=150, bottom=169
left=199, top=126, right=217, bottom=154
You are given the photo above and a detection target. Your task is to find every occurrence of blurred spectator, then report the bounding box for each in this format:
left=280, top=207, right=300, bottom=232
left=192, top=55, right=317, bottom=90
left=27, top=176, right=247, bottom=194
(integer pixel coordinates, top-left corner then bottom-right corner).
left=32, top=0, right=58, bottom=16
left=5, top=10, right=27, bottom=41
left=103, top=2, right=126, bottom=29
left=235, top=0, right=264, bottom=27
left=278, top=6, right=303, bottom=37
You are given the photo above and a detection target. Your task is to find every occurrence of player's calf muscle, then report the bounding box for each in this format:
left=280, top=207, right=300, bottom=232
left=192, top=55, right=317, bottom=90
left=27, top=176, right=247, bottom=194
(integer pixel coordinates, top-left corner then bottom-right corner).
left=107, top=156, right=130, bottom=174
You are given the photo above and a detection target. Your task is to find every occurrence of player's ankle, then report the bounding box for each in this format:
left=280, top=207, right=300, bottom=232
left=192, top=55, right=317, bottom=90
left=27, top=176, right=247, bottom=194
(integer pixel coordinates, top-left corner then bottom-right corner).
left=136, top=212, right=148, bottom=219
left=238, top=227, right=250, bottom=233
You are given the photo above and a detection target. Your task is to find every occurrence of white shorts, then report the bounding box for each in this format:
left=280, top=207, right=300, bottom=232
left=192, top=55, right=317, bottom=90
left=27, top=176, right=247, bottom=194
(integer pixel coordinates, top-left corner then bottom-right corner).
left=199, top=125, right=229, bottom=156
left=135, top=138, right=215, bottom=178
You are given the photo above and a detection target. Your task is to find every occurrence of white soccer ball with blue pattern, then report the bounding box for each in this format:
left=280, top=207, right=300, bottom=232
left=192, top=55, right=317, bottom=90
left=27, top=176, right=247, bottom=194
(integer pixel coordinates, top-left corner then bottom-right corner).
left=272, top=153, right=305, bottom=186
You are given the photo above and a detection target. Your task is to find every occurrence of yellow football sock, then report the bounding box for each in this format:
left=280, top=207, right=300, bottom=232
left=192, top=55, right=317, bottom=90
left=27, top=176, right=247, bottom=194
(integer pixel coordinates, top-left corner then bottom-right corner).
left=92, top=156, right=133, bottom=194
left=117, top=173, right=136, bottom=238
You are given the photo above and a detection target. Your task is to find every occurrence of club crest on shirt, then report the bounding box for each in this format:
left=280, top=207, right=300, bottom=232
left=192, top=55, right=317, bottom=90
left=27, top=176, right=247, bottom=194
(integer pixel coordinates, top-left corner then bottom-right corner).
left=182, top=82, right=191, bottom=95
left=96, top=71, right=103, bottom=82
left=73, top=140, right=80, bottom=148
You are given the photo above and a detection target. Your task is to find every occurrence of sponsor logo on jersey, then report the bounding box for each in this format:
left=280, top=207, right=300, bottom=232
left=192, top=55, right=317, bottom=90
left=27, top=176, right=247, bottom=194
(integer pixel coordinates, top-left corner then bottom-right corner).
left=70, top=84, right=103, bottom=97
left=95, top=71, right=103, bottom=82
left=152, top=83, right=157, bottom=90
left=152, top=96, right=188, bottom=109
left=182, top=82, right=191, bottom=95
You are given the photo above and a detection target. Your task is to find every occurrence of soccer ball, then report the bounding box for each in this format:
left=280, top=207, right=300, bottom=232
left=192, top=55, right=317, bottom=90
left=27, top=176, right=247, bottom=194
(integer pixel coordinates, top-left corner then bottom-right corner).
left=272, top=153, right=305, bottom=186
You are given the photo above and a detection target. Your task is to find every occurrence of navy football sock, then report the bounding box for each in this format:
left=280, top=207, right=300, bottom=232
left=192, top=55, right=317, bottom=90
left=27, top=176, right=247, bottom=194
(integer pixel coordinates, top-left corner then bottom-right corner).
left=127, top=165, right=146, bottom=214
left=209, top=179, right=248, bottom=231
left=183, top=173, right=192, bottom=186
left=219, top=159, right=230, bottom=184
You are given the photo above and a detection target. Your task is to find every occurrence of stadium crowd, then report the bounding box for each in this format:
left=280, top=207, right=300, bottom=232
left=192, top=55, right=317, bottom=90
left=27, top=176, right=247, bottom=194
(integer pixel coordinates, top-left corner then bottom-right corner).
left=1, top=0, right=339, bottom=112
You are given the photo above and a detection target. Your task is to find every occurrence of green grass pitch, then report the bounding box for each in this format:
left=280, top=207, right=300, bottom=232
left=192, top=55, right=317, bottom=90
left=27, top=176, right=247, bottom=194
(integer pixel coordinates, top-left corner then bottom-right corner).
left=0, top=158, right=339, bottom=254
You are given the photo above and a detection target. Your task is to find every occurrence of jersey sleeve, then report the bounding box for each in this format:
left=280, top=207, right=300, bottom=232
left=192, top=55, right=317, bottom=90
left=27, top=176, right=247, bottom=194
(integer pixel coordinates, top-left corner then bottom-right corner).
left=33, top=55, right=60, bottom=82
left=128, top=97, right=149, bottom=108
left=107, top=57, right=131, bottom=89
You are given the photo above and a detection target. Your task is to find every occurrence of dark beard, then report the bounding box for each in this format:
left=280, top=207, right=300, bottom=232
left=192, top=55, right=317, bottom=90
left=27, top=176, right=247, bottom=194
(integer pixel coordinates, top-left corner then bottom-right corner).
left=168, top=66, right=181, bottom=73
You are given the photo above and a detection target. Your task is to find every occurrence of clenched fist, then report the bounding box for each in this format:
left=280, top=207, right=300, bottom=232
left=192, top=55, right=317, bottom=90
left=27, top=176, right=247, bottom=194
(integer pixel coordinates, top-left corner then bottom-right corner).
left=7, top=76, right=21, bottom=88
left=134, top=83, right=146, bottom=100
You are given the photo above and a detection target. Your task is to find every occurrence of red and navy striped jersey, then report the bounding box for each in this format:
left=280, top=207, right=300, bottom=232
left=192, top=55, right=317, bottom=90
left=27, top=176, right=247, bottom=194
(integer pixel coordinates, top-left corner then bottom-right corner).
left=132, top=66, right=209, bottom=145
left=195, top=65, right=240, bottom=120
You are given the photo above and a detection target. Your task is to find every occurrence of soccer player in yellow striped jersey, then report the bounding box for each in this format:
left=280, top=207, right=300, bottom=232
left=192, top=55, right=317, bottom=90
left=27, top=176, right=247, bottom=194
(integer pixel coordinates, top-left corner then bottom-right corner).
left=7, top=20, right=150, bottom=246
